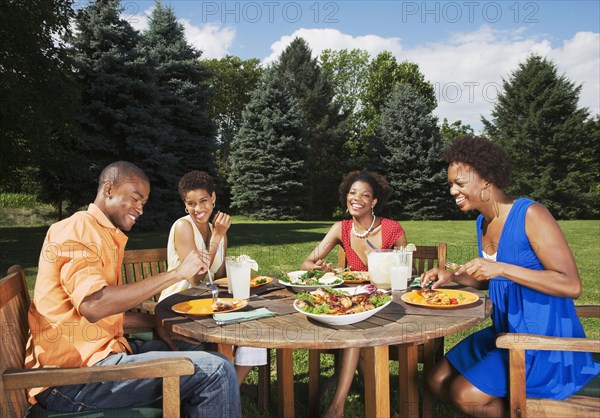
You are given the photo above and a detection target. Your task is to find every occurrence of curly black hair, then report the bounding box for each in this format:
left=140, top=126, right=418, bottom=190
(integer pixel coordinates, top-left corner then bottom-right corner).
left=338, top=170, right=393, bottom=215
left=178, top=171, right=215, bottom=201
left=441, top=135, right=511, bottom=189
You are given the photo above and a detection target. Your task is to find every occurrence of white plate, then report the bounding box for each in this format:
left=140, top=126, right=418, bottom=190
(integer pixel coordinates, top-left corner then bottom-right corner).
left=280, top=270, right=344, bottom=292
left=293, top=287, right=392, bottom=326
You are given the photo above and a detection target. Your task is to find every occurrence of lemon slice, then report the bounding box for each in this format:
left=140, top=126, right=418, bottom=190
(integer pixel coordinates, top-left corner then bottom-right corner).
left=239, top=255, right=259, bottom=271
left=405, top=243, right=417, bottom=251
left=229, top=255, right=259, bottom=272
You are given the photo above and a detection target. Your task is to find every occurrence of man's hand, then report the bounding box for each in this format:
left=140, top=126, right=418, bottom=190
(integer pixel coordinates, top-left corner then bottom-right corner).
left=177, top=249, right=209, bottom=284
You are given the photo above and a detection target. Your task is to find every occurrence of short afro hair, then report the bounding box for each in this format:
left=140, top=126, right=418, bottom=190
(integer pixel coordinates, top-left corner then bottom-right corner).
left=98, top=161, right=148, bottom=191
left=178, top=171, right=215, bottom=201
left=338, top=170, right=393, bottom=215
left=442, top=135, right=511, bottom=189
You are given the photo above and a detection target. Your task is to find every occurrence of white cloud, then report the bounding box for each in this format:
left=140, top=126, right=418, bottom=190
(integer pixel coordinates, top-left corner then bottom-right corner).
left=179, top=19, right=235, bottom=59
left=125, top=8, right=235, bottom=59
left=263, top=28, right=403, bottom=65
left=266, top=26, right=599, bottom=132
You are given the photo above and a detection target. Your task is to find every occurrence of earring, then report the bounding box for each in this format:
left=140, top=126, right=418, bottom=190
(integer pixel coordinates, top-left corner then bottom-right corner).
left=479, top=188, right=491, bottom=202
left=371, top=206, right=375, bottom=217
left=184, top=207, right=189, bottom=214
left=213, top=202, right=216, bottom=208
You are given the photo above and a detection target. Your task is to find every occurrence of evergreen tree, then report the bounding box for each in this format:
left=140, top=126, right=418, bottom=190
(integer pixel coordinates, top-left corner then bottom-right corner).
left=69, top=0, right=177, bottom=227
left=141, top=1, right=216, bottom=181
left=204, top=55, right=263, bottom=208
left=360, top=52, right=436, bottom=141
left=439, top=118, right=474, bottom=146
left=0, top=0, right=79, bottom=203
left=378, top=84, right=451, bottom=220
left=274, top=38, right=347, bottom=218
left=229, top=68, right=308, bottom=220
left=482, top=55, right=598, bottom=218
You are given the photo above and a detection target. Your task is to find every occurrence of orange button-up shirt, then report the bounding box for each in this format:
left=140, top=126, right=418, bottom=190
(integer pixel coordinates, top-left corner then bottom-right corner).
left=25, top=204, right=131, bottom=402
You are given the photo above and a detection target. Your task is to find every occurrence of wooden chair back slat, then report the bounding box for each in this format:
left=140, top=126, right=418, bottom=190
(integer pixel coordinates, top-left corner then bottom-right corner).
left=0, top=266, right=32, bottom=418
left=122, top=249, right=168, bottom=313
left=337, top=242, right=448, bottom=276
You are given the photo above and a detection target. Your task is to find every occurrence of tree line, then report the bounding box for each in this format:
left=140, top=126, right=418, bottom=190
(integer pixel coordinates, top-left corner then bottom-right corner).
left=1, top=0, right=597, bottom=227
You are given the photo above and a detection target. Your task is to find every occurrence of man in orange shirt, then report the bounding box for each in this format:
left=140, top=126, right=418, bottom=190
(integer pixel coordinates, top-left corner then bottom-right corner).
left=25, top=161, right=240, bottom=417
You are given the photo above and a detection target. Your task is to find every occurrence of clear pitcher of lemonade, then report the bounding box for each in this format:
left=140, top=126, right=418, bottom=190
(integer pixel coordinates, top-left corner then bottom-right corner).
left=367, top=249, right=397, bottom=290
left=367, top=246, right=416, bottom=290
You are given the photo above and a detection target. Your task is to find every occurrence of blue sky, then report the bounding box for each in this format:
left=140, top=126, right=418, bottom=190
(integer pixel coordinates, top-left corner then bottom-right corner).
left=122, top=1, right=599, bottom=131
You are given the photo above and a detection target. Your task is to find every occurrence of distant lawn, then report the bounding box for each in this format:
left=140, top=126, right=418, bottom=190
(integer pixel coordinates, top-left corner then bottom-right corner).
left=1, top=217, right=598, bottom=417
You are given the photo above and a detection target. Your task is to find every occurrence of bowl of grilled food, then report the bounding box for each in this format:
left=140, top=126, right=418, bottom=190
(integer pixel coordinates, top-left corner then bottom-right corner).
left=293, top=285, right=392, bottom=326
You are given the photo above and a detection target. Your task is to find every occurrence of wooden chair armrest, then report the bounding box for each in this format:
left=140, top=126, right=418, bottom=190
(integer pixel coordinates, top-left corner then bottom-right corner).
left=3, top=357, right=194, bottom=390
left=496, top=333, right=600, bottom=353
left=575, top=305, right=600, bottom=318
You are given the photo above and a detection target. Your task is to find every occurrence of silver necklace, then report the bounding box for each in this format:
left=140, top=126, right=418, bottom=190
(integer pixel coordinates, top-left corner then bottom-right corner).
left=352, top=216, right=376, bottom=239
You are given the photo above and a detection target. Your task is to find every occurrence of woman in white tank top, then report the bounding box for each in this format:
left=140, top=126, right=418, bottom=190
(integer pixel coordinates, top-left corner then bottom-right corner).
left=159, top=171, right=266, bottom=384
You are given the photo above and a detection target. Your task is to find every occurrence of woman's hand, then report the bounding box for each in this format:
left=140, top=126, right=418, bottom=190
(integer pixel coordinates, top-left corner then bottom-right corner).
left=212, top=211, right=232, bottom=236
left=420, top=267, right=455, bottom=289
left=313, top=259, right=333, bottom=272
left=455, top=258, right=504, bottom=282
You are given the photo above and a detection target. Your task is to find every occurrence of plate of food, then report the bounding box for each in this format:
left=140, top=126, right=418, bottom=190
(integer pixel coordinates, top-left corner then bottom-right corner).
left=278, top=270, right=344, bottom=292
left=214, top=276, right=273, bottom=289
left=171, top=298, right=248, bottom=316
left=339, top=270, right=371, bottom=284
left=293, top=285, right=392, bottom=326
left=400, top=289, right=480, bottom=308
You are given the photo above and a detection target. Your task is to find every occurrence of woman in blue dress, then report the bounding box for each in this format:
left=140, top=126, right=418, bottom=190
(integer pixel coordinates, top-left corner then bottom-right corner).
left=421, top=135, right=599, bottom=417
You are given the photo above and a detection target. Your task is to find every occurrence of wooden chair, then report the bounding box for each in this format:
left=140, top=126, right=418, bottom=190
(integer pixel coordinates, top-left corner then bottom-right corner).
left=0, top=265, right=194, bottom=418
left=496, top=305, right=600, bottom=418
left=122, top=248, right=169, bottom=314
left=122, top=248, right=270, bottom=411
left=309, top=243, right=448, bottom=417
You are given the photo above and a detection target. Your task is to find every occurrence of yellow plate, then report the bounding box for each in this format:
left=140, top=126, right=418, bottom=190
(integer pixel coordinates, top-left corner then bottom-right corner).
left=401, top=289, right=480, bottom=309
left=341, top=271, right=371, bottom=284
left=214, top=276, right=274, bottom=289
left=171, top=298, right=248, bottom=316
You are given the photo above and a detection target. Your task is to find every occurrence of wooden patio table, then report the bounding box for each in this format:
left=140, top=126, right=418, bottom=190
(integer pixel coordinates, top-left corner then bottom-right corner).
left=155, top=283, right=492, bottom=418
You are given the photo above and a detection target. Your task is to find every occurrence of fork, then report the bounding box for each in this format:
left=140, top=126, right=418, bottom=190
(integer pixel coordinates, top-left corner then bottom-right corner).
left=206, top=275, right=219, bottom=302
left=444, top=260, right=462, bottom=272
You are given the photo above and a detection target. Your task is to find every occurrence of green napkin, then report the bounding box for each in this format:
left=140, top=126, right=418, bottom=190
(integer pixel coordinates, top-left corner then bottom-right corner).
left=213, top=307, right=276, bottom=325
left=409, top=276, right=423, bottom=288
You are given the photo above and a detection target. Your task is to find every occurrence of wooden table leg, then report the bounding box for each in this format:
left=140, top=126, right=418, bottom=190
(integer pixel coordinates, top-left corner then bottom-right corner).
left=258, top=349, right=271, bottom=411
left=398, top=343, right=419, bottom=418
left=277, top=348, right=295, bottom=418
left=362, top=345, right=390, bottom=418
left=422, top=339, right=438, bottom=418
left=308, top=349, right=321, bottom=417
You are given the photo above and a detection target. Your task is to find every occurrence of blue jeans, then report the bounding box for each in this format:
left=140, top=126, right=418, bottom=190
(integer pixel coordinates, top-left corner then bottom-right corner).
left=36, top=339, right=241, bottom=418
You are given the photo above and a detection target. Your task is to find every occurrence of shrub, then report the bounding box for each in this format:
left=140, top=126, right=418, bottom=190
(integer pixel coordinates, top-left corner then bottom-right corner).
left=0, top=193, right=40, bottom=208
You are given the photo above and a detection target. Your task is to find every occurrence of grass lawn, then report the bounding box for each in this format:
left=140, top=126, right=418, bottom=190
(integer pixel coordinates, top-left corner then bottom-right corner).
left=1, top=217, right=598, bottom=417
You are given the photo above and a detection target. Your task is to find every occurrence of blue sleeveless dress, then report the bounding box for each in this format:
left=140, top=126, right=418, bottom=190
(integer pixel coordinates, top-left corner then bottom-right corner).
left=446, top=198, right=600, bottom=399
